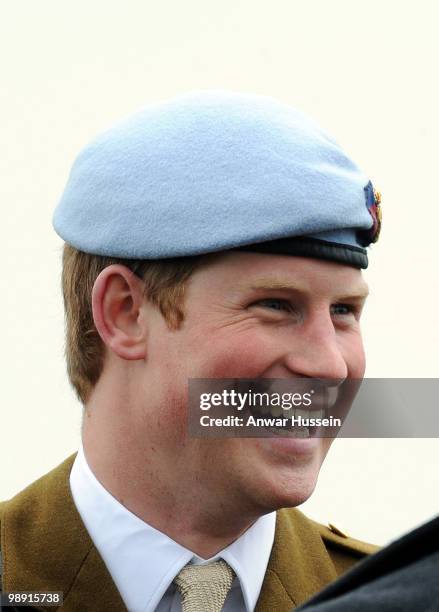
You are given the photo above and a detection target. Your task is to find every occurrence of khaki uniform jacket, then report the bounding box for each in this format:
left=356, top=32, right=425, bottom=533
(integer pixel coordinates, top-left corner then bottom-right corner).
left=0, top=455, right=378, bottom=611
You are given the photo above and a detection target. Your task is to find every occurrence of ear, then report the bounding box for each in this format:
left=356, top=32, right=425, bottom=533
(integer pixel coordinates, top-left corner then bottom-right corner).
left=91, top=264, right=147, bottom=360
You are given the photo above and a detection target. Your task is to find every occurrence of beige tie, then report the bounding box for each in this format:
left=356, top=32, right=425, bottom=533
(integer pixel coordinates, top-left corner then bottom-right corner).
left=174, top=559, right=236, bottom=612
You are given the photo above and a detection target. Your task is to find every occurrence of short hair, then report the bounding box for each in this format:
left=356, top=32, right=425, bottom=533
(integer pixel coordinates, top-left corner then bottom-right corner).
left=61, top=243, right=201, bottom=404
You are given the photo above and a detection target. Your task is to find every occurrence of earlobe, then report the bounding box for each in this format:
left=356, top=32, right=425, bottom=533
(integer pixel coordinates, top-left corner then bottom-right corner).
left=91, top=265, right=147, bottom=360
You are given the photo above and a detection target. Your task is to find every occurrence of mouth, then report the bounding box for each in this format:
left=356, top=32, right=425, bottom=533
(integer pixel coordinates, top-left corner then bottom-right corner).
left=191, top=378, right=345, bottom=442
left=242, top=384, right=340, bottom=439
left=247, top=404, right=326, bottom=438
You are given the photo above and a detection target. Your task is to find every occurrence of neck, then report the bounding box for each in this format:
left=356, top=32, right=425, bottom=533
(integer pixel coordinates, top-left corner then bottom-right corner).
left=82, top=395, right=261, bottom=558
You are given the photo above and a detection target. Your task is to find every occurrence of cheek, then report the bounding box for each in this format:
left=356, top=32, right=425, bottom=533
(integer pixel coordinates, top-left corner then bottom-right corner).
left=187, top=332, right=277, bottom=379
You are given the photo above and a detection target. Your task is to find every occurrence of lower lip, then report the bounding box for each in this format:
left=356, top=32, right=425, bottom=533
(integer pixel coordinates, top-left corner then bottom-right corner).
left=258, top=434, right=321, bottom=457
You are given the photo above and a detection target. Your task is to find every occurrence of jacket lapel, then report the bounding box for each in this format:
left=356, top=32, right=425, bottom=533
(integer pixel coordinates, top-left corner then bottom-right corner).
left=256, top=508, right=338, bottom=611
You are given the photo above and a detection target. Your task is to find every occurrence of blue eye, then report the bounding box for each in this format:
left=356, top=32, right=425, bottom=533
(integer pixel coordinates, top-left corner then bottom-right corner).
left=331, top=303, right=355, bottom=316
left=256, top=299, right=292, bottom=312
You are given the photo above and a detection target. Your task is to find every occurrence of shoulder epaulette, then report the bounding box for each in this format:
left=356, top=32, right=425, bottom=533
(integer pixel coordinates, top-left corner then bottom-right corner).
left=316, top=520, right=380, bottom=557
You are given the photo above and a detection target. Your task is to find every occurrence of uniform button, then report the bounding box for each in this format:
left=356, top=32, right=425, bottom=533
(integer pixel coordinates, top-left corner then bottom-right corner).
left=328, top=522, right=348, bottom=538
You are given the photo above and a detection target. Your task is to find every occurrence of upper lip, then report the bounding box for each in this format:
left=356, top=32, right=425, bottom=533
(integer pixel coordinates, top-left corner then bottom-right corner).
left=228, top=378, right=343, bottom=412
left=308, top=386, right=340, bottom=411
left=265, top=381, right=341, bottom=411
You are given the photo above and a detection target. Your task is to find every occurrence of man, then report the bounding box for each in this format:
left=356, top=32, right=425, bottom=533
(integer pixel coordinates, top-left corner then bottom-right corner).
left=297, top=515, right=439, bottom=611
left=0, top=91, right=380, bottom=611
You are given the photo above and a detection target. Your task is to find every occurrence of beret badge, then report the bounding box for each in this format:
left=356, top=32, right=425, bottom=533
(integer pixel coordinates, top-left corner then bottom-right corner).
left=357, top=181, right=382, bottom=246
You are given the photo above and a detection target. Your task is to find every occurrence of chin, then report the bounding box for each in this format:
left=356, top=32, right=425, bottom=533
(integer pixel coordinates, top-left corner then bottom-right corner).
left=250, top=468, right=321, bottom=513
left=273, top=482, right=318, bottom=510
left=282, top=487, right=317, bottom=509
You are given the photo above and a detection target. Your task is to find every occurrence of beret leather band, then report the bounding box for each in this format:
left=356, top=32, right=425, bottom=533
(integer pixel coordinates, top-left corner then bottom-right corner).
left=235, top=237, right=368, bottom=269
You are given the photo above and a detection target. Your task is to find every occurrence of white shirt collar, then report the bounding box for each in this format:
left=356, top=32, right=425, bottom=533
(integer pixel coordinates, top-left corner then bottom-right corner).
left=69, top=443, right=276, bottom=612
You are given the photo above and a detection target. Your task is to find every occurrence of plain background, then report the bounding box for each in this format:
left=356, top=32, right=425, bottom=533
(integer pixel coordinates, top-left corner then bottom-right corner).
left=1, top=0, right=438, bottom=546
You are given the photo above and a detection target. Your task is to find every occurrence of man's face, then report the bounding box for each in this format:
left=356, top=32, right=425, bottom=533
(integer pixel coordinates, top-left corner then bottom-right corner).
left=141, top=251, right=368, bottom=513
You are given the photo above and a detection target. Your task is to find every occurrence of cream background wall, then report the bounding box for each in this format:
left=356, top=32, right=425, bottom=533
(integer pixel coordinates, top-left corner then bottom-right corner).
left=1, top=0, right=438, bottom=545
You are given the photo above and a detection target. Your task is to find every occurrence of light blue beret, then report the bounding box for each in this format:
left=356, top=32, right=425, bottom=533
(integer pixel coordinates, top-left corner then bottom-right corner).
left=53, top=90, right=381, bottom=269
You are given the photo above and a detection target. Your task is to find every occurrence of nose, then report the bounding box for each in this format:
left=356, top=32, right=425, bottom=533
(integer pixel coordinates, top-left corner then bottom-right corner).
left=282, top=311, right=349, bottom=382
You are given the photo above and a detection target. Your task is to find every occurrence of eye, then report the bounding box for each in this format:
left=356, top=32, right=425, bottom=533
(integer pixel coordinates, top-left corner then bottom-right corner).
left=253, top=298, right=295, bottom=313
left=331, top=303, right=357, bottom=316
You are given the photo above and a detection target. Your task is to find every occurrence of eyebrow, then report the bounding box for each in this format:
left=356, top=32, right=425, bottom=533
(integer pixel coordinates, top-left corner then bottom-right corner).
left=244, top=278, right=370, bottom=300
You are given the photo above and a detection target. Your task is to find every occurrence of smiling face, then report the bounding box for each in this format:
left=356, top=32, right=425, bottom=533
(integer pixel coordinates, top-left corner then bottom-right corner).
left=137, top=251, right=368, bottom=514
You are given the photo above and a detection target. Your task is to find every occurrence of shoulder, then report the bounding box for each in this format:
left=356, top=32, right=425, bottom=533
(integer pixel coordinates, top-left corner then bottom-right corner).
left=313, top=518, right=379, bottom=556
left=1, top=453, right=78, bottom=539
left=0, top=454, right=82, bottom=589
left=277, top=507, right=379, bottom=575
left=1, top=454, right=77, bottom=529
left=313, top=517, right=379, bottom=574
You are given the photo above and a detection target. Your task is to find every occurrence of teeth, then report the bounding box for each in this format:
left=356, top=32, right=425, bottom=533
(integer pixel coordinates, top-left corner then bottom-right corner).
left=249, top=405, right=324, bottom=439
left=257, top=407, right=326, bottom=420
left=254, top=406, right=325, bottom=419
left=250, top=406, right=270, bottom=416
left=294, top=408, right=324, bottom=420
left=266, top=424, right=311, bottom=438
left=269, top=405, right=283, bottom=417
left=290, top=426, right=310, bottom=438
left=267, top=426, right=292, bottom=437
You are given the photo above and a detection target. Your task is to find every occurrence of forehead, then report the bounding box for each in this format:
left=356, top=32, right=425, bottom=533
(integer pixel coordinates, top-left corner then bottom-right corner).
left=197, top=251, right=368, bottom=297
